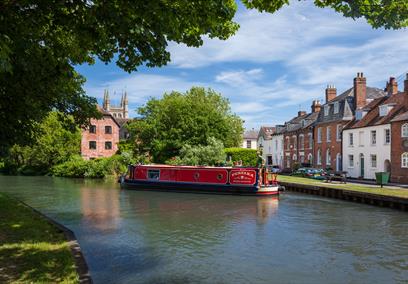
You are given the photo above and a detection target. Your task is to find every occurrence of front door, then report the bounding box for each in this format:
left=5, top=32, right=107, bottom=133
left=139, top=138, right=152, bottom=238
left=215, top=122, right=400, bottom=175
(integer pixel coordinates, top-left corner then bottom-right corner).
left=360, top=154, right=364, bottom=178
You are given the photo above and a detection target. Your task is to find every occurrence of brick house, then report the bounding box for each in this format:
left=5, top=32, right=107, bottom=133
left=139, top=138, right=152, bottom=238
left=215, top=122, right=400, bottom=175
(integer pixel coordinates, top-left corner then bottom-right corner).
left=81, top=106, right=120, bottom=159
left=282, top=101, right=320, bottom=169
left=389, top=75, right=408, bottom=183
left=314, top=73, right=386, bottom=171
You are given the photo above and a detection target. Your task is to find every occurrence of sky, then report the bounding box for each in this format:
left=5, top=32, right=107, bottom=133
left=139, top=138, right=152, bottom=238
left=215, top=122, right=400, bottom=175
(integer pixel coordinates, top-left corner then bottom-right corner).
left=75, top=1, right=408, bottom=130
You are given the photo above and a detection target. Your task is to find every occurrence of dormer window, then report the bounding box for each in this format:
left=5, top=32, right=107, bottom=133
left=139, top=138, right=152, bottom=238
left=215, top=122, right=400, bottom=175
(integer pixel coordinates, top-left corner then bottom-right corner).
left=333, top=102, right=339, bottom=114
left=356, top=110, right=367, bottom=120
left=379, top=105, right=388, bottom=117
left=324, top=105, right=329, bottom=116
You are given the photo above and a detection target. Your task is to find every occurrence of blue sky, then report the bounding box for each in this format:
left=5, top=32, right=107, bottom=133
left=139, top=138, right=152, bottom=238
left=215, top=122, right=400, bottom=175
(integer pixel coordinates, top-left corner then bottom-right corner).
left=75, top=1, right=408, bottom=130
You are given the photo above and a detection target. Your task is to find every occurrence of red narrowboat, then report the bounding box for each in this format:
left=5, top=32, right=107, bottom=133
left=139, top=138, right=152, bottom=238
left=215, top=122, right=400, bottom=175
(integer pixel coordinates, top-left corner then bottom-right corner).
left=120, top=164, right=279, bottom=196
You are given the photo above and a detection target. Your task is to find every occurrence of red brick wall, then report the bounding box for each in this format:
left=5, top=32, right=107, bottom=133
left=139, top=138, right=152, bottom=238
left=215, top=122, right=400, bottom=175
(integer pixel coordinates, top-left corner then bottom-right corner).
left=314, top=122, right=345, bottom=170
left=283, top=129, right=314, bottom=169
left=390, top=120, right=408, bottom=183
left=81, top=116, right=119, bottom=159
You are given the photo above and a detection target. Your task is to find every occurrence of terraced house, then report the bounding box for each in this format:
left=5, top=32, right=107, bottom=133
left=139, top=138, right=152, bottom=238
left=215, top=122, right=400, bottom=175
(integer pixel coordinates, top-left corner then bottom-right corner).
left=313, top=73, right=386, bottom=171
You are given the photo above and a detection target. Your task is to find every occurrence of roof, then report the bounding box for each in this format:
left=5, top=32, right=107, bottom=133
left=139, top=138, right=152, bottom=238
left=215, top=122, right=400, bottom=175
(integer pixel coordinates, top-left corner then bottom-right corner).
left=345, top=92, right=408, bottom=129
left=243, top=129, right=259, bottom=139
left=96, top=105, right=121, bottom=128
left=316, top=86, right=386, bottom=125
left=115, top=118, right=131, bottom=127
left=258, top=126, right=276, bottom=140
left=282, top=111, right=318, bottom=134
left=391, top=110, right=408, bottom=122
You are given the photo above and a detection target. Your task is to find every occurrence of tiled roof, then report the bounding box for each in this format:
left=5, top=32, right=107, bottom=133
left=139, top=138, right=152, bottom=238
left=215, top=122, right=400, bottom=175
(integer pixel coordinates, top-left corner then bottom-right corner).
left=258, top=126, right=276, bottom=140
left=115, top=118, right=131, bottom=127
left=345, top=92, right=408, bottom=129
left=243, top=129, right=259, bottom=139
left=316, top=86, right=386, bottom=124
left=391, top=110, right=408, bottom=122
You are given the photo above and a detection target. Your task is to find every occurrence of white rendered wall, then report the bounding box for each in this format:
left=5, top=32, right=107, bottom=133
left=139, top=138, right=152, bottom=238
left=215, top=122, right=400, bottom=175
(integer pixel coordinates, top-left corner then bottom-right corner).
left=342, top=124, right=391, bottom=179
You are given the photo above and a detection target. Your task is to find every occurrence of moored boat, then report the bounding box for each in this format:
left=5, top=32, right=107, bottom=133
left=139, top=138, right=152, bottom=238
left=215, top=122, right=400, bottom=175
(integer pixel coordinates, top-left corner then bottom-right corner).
left=120, top=164, right=279, bottom=196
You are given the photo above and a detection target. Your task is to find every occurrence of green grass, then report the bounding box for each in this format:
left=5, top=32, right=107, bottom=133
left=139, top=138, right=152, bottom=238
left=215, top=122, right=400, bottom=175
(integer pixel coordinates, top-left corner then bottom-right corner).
left=278, top=175, right=408, bottom=199
left=0, top=193, right=79, bottom=283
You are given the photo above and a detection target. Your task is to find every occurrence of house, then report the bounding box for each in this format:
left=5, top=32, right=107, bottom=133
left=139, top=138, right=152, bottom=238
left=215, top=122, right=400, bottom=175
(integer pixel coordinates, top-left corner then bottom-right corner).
left=314, top=73, right=386, bottom=171
left=81, top=106, right=120, bottom=159
left=283, top=111, right=309, bottom=169
left=257, top=126, right=276, bottom=166
left=242, top=129, right=258, bottom=149
left=270, top=126, right=285, bottom=169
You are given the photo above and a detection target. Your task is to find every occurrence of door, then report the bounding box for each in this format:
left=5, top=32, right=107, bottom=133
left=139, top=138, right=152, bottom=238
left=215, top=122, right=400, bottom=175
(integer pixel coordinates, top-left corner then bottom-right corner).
left=360, top=154, right=364, bottom=178
left=336, top=154, right=342, bottom=171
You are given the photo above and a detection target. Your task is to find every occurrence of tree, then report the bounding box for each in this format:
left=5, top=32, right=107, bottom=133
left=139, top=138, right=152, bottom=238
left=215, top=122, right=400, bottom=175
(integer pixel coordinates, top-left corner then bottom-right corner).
left=4, top=112, right=81, bottom=174
left=167, top=137, right=226, bottom=166
left=243, top=0, right=408, bottom=29
left=127, top=87, right=243, bottom=163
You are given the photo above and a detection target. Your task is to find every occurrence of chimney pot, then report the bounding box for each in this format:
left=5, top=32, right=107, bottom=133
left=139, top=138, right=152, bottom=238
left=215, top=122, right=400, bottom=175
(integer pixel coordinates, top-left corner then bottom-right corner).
left=354, top=72, right=367, bottom=109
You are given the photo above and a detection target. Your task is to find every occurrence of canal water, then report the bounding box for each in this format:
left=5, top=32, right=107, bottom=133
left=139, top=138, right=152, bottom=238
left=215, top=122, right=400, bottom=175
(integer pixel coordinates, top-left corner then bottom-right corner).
left=0, top=176, right=407, bottom=283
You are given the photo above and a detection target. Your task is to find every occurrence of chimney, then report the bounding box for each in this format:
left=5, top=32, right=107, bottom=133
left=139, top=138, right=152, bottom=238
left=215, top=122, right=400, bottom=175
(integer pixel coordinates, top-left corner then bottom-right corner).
left=354, top=72, right=366, bottom=110
left=385, top=77, right=398, bottom=96
left=311, top=100, right=321, bottom=113
left=298, top=110, right=307, bottom=117
left=325, top=85, right=337, bottom=103
left=405, top=74, right=408, bottom=94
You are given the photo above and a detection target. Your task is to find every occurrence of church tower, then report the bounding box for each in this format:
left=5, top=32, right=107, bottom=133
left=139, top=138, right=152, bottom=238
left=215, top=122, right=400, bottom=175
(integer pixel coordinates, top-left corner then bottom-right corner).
left=103, top=89, right=110, bottom=111
left=102, top=89, right=128, bottom=119
left=123, top=91, right=129, bottom=118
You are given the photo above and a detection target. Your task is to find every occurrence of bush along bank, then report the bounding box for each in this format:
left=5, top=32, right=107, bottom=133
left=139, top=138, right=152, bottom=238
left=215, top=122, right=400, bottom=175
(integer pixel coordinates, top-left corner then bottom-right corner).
left=51, top=152, right=135, bottom=178
left=224, top=148, right=257, bottom=166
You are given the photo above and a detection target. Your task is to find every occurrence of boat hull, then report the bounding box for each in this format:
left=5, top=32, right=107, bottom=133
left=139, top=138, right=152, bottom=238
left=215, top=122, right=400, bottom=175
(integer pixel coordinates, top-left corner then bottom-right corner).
left=120, top=179, right=279, bottom=196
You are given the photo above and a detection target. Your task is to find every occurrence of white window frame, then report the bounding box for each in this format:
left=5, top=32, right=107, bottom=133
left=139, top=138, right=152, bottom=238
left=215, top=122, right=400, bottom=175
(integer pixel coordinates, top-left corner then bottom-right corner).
left=327, top=126, right=331, bottom=142
left=371, top=154, right=377, bottom=168
left=371, top=130, right=376, bottom=146
left=317, top=127, right=322, bottom=143
left=402, top=124, right=408, bottom=137
left=336, top=124, right=342, bottom=141
left=299, top=134, right=304, bottom=150
left=317, top=149, right=322, bottom=165
left=333, top=102, right=339, bottom=114
left=348, top=155, right=354, bottom=168
left=324, top=105, right=329, bottom=116
left=359, top=131, right=364, bottom=146
left=326, top=149, right=331, bottom=165
left=402, top=153, right=408, bottom=168
left=349, top=133, right=354, bottom=146
left=379, top=105, right=388, bottom=117
left=308, top=133, right=313, bottom=149
left=292, top=135, right=297, bottom=150
left=384, top=129, right=391, bottom=144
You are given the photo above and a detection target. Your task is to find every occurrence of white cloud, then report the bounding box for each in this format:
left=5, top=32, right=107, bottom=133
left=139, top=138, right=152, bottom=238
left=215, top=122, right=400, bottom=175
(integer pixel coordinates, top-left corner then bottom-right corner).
left=215, top=68, right=263, bottom=86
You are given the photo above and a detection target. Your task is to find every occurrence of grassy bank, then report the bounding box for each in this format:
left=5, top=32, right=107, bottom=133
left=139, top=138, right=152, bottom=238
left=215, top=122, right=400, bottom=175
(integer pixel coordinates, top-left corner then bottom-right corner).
left=278, top=175, right=408, bottom=199
left=0, top=193, right=78, bottom=283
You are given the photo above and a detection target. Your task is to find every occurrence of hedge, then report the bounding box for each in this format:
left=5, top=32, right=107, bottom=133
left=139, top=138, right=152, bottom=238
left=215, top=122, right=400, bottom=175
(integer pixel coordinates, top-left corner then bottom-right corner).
left=224, top=148, right=257, bottom=167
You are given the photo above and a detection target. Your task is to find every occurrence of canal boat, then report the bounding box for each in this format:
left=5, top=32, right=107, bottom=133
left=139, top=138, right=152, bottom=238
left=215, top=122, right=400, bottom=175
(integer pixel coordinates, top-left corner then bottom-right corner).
left=120, top=164, right=279, bottom=196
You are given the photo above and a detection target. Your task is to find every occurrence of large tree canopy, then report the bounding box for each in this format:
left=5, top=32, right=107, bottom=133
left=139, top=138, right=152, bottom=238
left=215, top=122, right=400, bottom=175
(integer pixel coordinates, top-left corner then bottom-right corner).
left=1, top=0, right=407, bottom=151
left=127, top=87, right=243, bottom=163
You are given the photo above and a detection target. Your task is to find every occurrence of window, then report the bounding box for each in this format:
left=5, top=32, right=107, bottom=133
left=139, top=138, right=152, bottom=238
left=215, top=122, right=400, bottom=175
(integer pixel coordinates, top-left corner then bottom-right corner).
left=293, top=154, right=297, bottom=161
left=326, top=149, right=331, bottom=165
left=89, top=141, right=96, bottom=149
left=371, top=130, right=376, bottom=145
left=118, top=113, right=122, bottom=118
left=275, top=140, right=278, bottom=151
left=246, top=140, right=251, bottom=149
left=349, top=133, right=354, bottom=146
left=317, top=149, right=322, bottom=165
left=327, top=126, right=331, bottom=142
left=317, top=128, right=322, bottom=143
left=286, top=137, right=290, bottom=150
left=359, top=131, right=364, bottom=146
left=89, top=125, right=96, bottom=133
left=308, top=153, right=313, bottom=164
left=379, top=105, right=388, bottom=117
left=324, top=105, right=329, bottom=116
left=385, top=129, right=391, bottom=144
left=336, top=125, right=342, bottom=141
left=147, top=169, right=160, bottom=180
left=308, top=133, right=313, bottom=149
left=299, top=135, right=304, bottom=150
left=105, top=141, right=112, bottom=150
left=348, top=155, right=354, bottom=167
left=402, top=153, right=408, bottom=168
left=371, top=154, right=377, bottom=168
left=293, top=136, right=297, bottom=150
left=333, top=102, right=339, bottom=114
left=113, top=113, right=117, bottom=118
left=402, top=124, right=408, bottom=137
left=356, top=110, right=367, bottom=120
left=105, top=125, right=112, bottom=134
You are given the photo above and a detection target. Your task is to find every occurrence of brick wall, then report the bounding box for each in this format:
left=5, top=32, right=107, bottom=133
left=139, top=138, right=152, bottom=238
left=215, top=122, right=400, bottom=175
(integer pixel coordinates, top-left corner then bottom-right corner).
left=390, top=120, right=408, bottom=183
left=314, top=121, right=345, bottom=170
left=81, top=116, right=119, bottom=159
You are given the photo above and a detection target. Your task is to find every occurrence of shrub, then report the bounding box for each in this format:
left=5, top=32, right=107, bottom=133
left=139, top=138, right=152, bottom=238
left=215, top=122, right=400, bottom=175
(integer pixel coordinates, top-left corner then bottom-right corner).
left=224, top=148, right=257, bottom=166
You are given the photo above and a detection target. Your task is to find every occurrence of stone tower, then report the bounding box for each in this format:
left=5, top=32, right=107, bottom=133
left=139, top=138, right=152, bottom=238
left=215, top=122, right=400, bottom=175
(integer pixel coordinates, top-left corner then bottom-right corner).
left=102, top=89, right=129, bottom=119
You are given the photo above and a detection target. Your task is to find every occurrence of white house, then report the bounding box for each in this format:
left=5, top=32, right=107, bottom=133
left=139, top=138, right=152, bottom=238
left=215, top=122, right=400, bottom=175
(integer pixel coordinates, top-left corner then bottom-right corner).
left=257, top=126, right=276, bottom=166
left=342, top=124, right=391, bottom=179
left=270, top=126, right=285, bottom=168
left=242, top=129, right=258, bottom=149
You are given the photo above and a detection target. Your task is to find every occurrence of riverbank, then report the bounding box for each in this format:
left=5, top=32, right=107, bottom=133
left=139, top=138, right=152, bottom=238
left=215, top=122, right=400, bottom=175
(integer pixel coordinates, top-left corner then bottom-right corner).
left=278, top=175, right=408, bottom=211
left=0, top=193, right=79, bottom=283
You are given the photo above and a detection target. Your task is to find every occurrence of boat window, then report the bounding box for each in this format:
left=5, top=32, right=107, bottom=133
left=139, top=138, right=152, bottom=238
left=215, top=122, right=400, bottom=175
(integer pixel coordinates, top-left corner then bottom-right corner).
left=147, top=169, right=160, bottom=180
